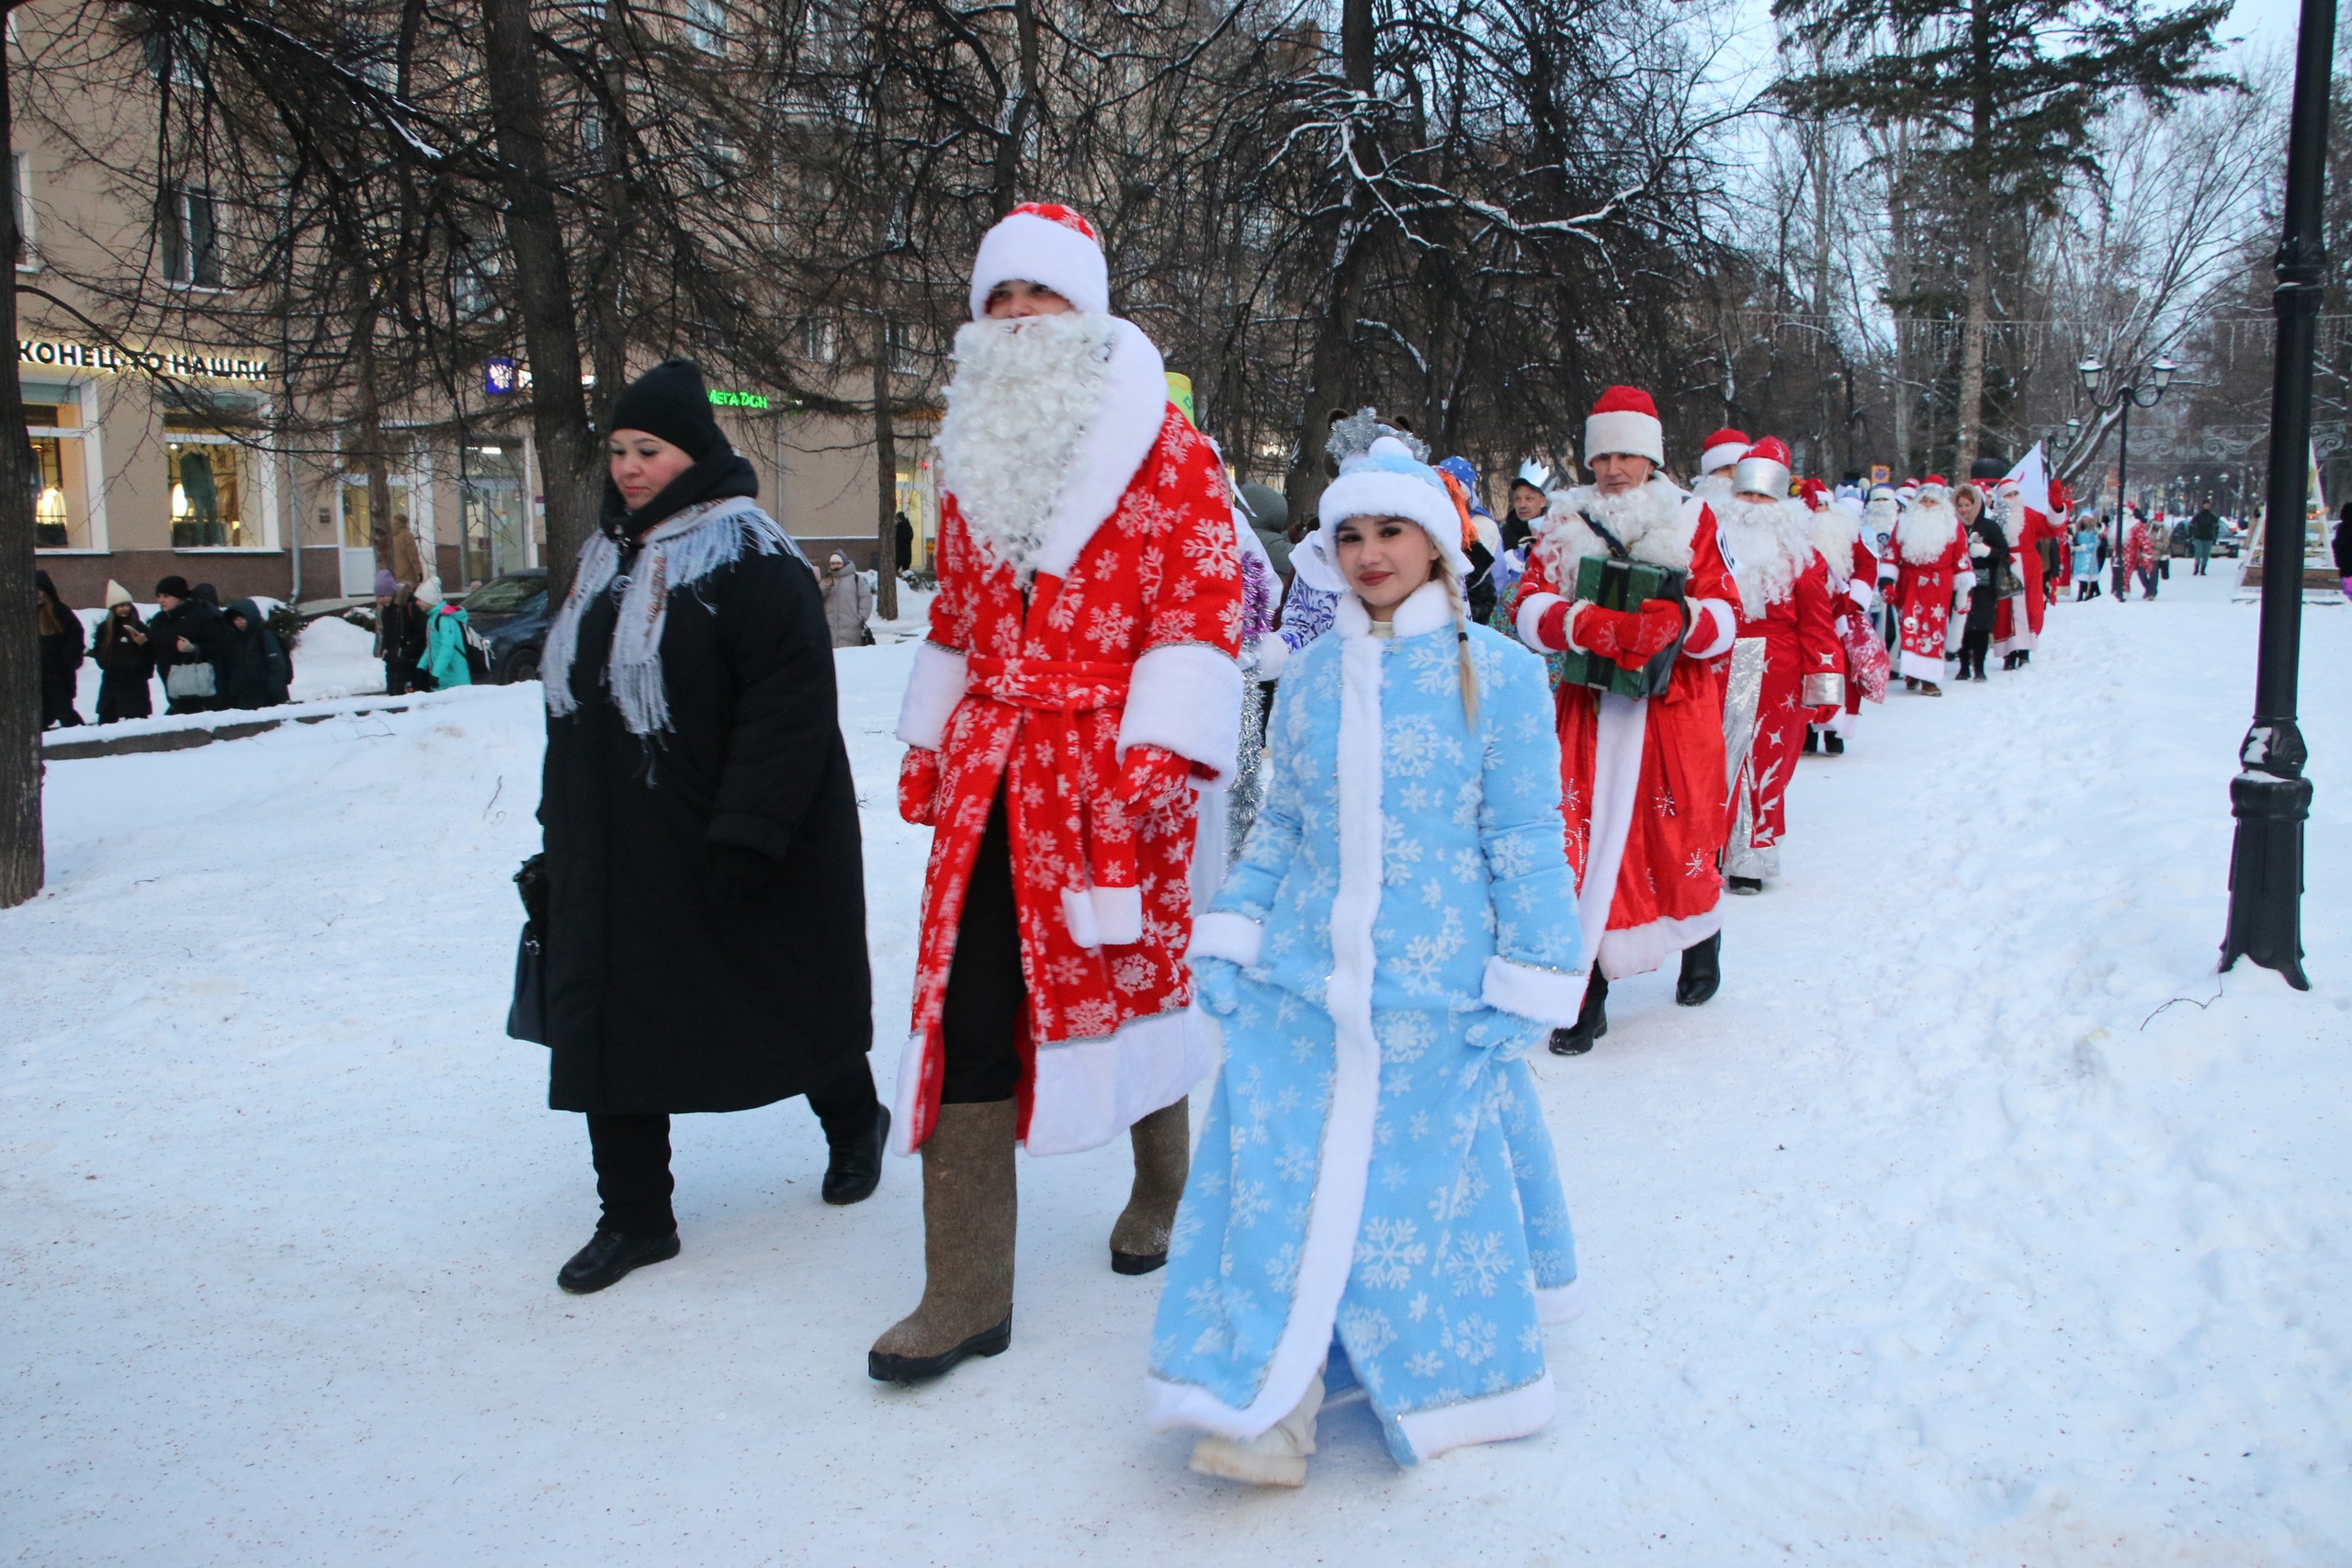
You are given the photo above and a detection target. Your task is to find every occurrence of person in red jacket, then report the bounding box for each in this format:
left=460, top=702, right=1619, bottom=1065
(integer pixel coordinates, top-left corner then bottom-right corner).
left=1714, top=440, right=1841, bottom=892
left=1509, top=385, right=1740, bottom=1053
left=880, top=203, right=1245, bottom=1382
left=1890, top=477, right=1974, bottom=695
left=1803, top=482, right=1878, bottom=756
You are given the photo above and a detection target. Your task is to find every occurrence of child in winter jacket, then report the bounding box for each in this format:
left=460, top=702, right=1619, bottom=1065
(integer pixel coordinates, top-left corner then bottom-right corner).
left=418, top=578, right=479, bottom=688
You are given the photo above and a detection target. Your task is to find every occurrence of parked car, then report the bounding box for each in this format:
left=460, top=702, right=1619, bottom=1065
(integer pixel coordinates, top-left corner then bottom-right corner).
left=461, top=569, right=549, bottom=683
left=2217, top=520, right=2248, bottom=558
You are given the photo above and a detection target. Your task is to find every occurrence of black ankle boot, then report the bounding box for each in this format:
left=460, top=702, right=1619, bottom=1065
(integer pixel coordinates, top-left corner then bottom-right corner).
left=1550, top=972, right=1609, bottom=1055
left=1803, top=728, right=1820, bottom=755
left=1727, top=874, right=1764, bottom=895
left=1675, top=931, right=1721, bottom=1006
left=558, top=1228, right=681, bottom=1294
left=822, top=1103, right=891, bottom=1205
left=1823, top=732, right=1845, bottom=755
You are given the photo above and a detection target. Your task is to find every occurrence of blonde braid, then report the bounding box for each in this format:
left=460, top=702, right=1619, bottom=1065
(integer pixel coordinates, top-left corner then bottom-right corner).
left=1442, top=568, right=1480, bottom=729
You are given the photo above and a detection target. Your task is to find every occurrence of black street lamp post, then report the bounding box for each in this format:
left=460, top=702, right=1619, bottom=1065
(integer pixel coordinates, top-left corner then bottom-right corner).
left=2077, top=355, right=2177, bottom=596
left=2222, top=0, right=2334, bottom=990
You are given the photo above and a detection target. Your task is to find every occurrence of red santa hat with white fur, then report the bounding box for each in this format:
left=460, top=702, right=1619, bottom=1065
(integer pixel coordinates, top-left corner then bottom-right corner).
left=1584, top=384, right=1666, bottom=468
left=966, top=202, right=1110, bottom=320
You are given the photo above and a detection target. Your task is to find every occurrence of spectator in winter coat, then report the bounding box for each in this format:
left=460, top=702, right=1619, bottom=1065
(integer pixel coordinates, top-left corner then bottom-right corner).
left=893, top=510, right=915, bottom=573
left=378, top=578, right=428, bottom=694
left=221, top=599, right=294, bottom=709
left=416, top=579, right=477, bottom=688
left=2188, top=506, right=2222, bottom=575
left=36, top=570, right=85, bottom=729
left=820, top=551, right=874, bottom=648
left=537, top=356, right=883, bottom=1297
left=1954, top=485, right=2007, bottom=681
left=147, top=575, right=232, bottom=715
left=2335, top=507, right=2352, bottom=601
left=2124, top=510, right=2163, bottom=601
left=92, top=581, right=156, bottom=722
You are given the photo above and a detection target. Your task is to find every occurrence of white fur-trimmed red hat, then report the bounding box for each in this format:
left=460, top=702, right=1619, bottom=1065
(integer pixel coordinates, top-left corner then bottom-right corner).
left=1699, top=426, right=1750, bottom=475
left=1585, top=384, right=1665, bottom=467
left=967, top=202, right=1110, bottom=319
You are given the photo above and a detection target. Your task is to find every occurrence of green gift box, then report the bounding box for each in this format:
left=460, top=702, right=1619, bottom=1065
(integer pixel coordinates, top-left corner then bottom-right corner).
left=1555, top=554, right=1689, bottom=698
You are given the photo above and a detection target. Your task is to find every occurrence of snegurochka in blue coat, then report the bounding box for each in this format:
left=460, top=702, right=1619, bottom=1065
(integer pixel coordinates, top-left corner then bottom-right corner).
left=1148, top=432, right=1589, bottom=1486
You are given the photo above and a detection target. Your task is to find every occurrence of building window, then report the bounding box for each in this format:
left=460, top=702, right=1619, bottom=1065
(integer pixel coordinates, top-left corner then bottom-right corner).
left=800, top=315, right=837, bottom=364
left=459, top=446, right=530, bottom=584
left=161, top=184, right=222, bottom=288
left=164, top=402, right=265, bottom=546
left=887, top=319, right=917, bottom=376
left=27, top=390, right=94, bottom=550
left=12, top=152, right=34, bottom=269
left=684, top=0, right=726, bottom=54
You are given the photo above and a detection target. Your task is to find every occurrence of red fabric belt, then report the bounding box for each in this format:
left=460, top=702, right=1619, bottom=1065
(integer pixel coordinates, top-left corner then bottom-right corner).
left=966, top=654, right=1131, bottom=714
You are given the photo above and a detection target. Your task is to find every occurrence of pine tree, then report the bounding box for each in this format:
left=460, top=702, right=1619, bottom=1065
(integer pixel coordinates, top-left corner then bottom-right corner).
left=1773, top=0, right=2233, bottom=470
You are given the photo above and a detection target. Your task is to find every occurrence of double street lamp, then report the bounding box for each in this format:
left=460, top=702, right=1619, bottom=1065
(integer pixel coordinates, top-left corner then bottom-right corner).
left=2077, top=354, right=2177, bottom=596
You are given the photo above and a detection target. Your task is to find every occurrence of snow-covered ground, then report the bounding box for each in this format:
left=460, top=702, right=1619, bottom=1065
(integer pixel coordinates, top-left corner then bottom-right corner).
left=6, top=571, right=2346, bottom=1564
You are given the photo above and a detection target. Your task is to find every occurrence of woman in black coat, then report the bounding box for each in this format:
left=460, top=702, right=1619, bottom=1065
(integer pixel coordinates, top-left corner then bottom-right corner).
left=1954, top=483, right=2008, bottom=682
left=92, top=584, right=156, bottom=722
left=537, top=358, right=883, bottom=1295
left=220, top=599, right=293, bottom=709
left=35, top=571, right=85, bottom=729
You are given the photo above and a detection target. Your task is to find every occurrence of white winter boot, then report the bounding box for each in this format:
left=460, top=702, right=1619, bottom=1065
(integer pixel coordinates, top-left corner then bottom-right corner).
left=1188, top=1368, right=1323, bottom=1488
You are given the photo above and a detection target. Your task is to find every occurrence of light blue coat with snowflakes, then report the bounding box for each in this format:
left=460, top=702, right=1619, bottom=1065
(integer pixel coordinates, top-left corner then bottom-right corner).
left=1148, top=581, right=1589, bottom=1467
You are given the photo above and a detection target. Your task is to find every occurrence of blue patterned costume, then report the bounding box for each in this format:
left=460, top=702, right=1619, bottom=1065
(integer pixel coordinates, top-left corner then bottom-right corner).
left=1149, top=581, right=1588, bottom=1467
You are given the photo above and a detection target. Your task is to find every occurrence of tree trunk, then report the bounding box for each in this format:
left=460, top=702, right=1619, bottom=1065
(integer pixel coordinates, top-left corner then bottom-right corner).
left=347, top=281, right=397, bottom=581
left=989, top=0, right=1040, bottom=219
left=1953, top=0, right=1995, bottom=475
left=0, top=31, right=42, bottom=906
left=1283, top=0, right=1378, bottom=524
left=481, top=0, right=598, bottom=601
left=872, top=312, right=899, bottom=624
left=588, top=4, right=633, bottom=402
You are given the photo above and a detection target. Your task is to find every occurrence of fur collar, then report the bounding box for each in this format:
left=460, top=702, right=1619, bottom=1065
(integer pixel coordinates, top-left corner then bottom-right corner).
left=1532, top=475, right=1691, bottom=578
left=1334, top=580, right=1455, bottom=640
left=1894, top=497, right=1962, bottom=565
left=1715, top=495, right=1815, bottom=615
left=935, top=314, right=1170, bottom=584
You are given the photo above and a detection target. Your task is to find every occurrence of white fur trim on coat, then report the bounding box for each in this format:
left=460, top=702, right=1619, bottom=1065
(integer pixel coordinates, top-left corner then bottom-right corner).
left=1395, top=1371, right=1558, bottom=1463
left=896, top=641, right=969, bottom=749
left=1684, top=598, right=1737, bottom=660
left=1118, top=641, right=1244, bottom=779
left=1482, top=954, right=1587, bottom=1024
left=1577, top=692, right=1647, bottom=960
left=1149, top=619, right=1388, bottom=1443
left=967, top=209, right=1111, bottom=318
left=1022, top=317, right=1171, bottom=584
left=1025, top=1007, right=1215, bottom=1156
left=1596, top=904, right=1723, bottom=982
left=1514, top=591, right=1568, bottom=652
left=1535, top=1277, right=1587, bottom=1325
left=1585, top=409, right=1664, bottom=466
left=1250, top=630, right=1288, bottom=681
left=1061, top=884, right=1144, bottom=950
left=1187, top=909, right=1265, bottom=966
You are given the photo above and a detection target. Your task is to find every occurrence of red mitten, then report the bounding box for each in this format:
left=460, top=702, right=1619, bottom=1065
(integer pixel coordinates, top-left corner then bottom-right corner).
left=1118, top=744, right=1194, bottom=818
left=898, top=747, right=942, bottom=826
left=1576, top=599, right=1683, bottom=671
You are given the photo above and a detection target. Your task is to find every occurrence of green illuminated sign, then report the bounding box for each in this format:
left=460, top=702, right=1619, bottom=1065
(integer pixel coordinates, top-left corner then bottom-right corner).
left=709, top=389, right=770, bottom=409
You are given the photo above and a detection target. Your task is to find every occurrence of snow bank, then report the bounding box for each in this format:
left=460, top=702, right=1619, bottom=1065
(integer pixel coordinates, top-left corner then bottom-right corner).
left=5, top=577, right=2346, bottom=1563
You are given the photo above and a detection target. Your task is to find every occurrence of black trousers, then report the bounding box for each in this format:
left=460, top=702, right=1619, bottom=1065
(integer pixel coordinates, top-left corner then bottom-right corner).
left=939, top=791, right=1025, bottom=1105
left=586, top=1065, right=881, bottom=1237
left=1956, top=626, right=1990, bottom=678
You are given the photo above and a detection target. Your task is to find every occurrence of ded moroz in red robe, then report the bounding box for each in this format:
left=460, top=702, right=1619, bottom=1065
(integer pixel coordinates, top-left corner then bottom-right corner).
left=1890, top=483, right=1975, bottom=683
left=1808, top=496, right=1879, bottom=738
left=1716, top=493, right=1842, bottom=882
left=1510, top=475, right=1738, bottom=979
left=893, top=317, right=1243, bottom=1157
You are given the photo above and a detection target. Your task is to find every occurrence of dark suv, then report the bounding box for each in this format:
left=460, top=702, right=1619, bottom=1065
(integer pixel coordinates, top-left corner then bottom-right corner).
left=462, top=569, right=550, bottom=683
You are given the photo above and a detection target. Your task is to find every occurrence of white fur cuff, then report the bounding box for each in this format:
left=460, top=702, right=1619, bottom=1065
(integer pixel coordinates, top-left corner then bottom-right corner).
left=896, top=641, right=968, bottom=749
left=1514, top=592, right=1568, bottom=653
left=1062, top=885, right=1144, bottom=950
left=1482, top=954, right=1586, bottom=1026
left=1119, top=642, right=1243, bottom=779
left=1684, top=598, right=1736, bottom=660
left=1187, top=910, right=1264, bottom=966
left=1845, top=577, right=1874, bottom=608
left=1250, top=630, right=1289, bottom=681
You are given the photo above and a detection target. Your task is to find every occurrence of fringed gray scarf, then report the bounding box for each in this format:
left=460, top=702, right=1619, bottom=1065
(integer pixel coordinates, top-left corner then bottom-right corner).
left=542, top=496, right=806, bottom=737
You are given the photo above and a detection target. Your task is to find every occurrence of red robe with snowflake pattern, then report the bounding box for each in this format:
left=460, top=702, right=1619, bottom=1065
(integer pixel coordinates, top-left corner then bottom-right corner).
left=1731, top=552, right=1841, bottom=864
left=893, top=401, right=1243, bottom=1157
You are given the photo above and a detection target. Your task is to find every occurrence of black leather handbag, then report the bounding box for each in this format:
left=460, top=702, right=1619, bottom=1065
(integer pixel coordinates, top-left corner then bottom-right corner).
left=506, top=853, right=548, bottom=1044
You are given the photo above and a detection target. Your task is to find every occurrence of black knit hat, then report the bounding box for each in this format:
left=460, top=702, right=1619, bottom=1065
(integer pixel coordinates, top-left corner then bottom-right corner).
left=155, top=574, right=192, bottom=600
left=1969, top=456, right=2007, bottom=481
left=606, top=358, right=725, bottom=460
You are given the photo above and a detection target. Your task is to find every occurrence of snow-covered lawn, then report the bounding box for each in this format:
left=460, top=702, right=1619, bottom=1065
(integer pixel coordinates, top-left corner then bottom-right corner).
left=6, top=572, right=2346, bottom=1564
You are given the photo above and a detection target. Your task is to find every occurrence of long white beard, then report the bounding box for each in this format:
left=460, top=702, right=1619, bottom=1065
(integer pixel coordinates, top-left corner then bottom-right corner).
left=933, top=311, right=1118, bottom=574
left=1810, top=505, right=1861, bottom=582
left=1697, top=472, right=1732, bottom=505
left=1716, top=495, right=1813, bottom=614
left=1534, top=477, right=1690, bottom=577
left=1894, top=497, right=1961, bottom=565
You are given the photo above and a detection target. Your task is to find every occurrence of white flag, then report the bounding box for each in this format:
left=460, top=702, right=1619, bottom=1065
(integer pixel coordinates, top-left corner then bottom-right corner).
left=2005, top=444, right=2051, bottom=519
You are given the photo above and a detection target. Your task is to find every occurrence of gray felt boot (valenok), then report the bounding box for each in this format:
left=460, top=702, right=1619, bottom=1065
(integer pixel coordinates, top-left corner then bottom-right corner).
left=1109, top=1099, right=1190, bottom=1275
left=867, top=1098, right=1017, bottom=1383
